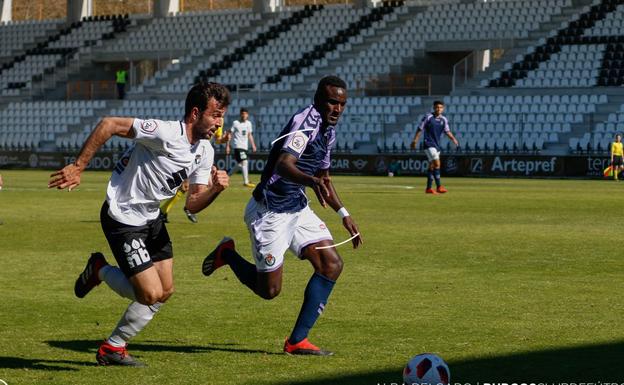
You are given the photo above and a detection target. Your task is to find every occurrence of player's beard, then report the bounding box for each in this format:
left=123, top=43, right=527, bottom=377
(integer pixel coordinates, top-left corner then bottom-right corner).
left=194, top=116, right=215, bottom=141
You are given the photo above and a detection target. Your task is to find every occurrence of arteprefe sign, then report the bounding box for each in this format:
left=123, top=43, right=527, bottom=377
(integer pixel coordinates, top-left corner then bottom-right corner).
left=0, top=151, right=613, bottom=179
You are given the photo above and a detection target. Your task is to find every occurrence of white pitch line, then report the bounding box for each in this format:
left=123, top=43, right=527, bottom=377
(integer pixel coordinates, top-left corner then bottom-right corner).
left=349, top=184, right=415, bottom=190
left=315, top=233, right=360, bottom=250
left=270, top=128, right=316, bottom=146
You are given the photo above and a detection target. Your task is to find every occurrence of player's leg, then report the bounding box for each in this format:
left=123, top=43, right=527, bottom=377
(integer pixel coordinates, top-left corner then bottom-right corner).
left=96, top=261, right=164, bottom=366
left=229, top=150, right=242, bottom=176
left=424, top=148, right=436, bottom=193
left=432, top=158, right=446, bottom=193
left=203, top=238, right=285, bottom=298
left=103, top=259, right=172, bottom=360
left=95, top=205, right=173, bottom=366
left=242, top=159, right=251, bottom=186
left=202, top=198, right=291, bottom=299
left=75, top=203, right=141, bottom=301
left=284, top=206, right=337, bottom=356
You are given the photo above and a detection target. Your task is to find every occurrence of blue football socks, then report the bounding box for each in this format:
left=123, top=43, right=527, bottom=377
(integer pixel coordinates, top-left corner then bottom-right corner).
left=427, top=169, right=434, bottom=189
left=288, top=273, right=336, bottom=345
left=224, top=249, right=257, bottom=289
left=434, top=168, right=442, bottom=187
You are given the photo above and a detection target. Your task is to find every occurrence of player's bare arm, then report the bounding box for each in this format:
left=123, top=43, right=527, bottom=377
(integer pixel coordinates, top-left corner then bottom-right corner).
left=48, top=117, right=135, bottom=191
left=276, top=152, right=330, bottom=206
left=185, top=166, right=229, bottom=213
left=446, top=131, right=459, bottom=147
left=249, top=132, right=257, bottom=152
left=315, top=168, right=362, bottom=248
left=410, top=129, right=422, bottom=150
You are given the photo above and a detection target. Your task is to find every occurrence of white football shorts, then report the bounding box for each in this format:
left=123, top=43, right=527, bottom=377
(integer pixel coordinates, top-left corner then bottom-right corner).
left=244, top=197, right=333, bottom=272
left=424, top=147, right=441, bottom=162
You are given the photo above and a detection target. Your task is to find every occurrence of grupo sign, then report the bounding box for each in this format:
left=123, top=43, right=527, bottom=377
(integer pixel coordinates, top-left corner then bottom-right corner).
left=0, top=151, right=613, bottom=179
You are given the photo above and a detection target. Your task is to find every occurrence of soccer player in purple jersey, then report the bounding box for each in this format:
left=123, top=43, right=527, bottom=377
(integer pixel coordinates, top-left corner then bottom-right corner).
left=411, top=100, right=459, bottom=194
left=201, top=76, right=363, bottom=356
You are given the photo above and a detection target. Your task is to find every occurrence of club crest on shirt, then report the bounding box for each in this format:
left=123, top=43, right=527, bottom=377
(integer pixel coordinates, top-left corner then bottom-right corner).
left=141, top=120, right=158, bottom=134
left=264, top=255, right=276, bottom=267
left=288, top=131, right=309, bottom=153
left=195, top=154, right=201, bottom=164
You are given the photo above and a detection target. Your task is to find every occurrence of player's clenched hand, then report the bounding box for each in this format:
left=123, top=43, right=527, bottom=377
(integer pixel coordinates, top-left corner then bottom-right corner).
left=342, top=216, right=362, bottom=249
left=410, top=140, right=417, bottom=150
left=311, top=176, right=330, bottom=208
left=211, top=166, right=229, bottom=192
left=48, top=163, right=82, bottom=191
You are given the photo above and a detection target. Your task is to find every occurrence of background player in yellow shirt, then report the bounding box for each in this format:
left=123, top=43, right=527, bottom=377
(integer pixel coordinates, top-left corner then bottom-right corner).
left=611, top=134, right=623, bottom=180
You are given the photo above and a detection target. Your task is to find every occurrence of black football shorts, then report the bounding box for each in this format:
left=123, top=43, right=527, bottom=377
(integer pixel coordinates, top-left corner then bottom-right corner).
left=100, top=202, right=173, bottom=277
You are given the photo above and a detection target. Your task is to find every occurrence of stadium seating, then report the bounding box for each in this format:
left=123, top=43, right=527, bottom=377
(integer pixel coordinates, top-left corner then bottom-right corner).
left=488, top=0, right=624, bottom=88
left=1, top=0, right=623, bottom=156
left=0, top=19, right=62, bottom=58
left=51, top=97, right=255, bottom=151
left=0, top=15, right=131, bottom=96
left=258, top=96, right=422, bottom=152
left=514, top=44, right=604, bottom=88
left=0, top=100, right=106, bottom=150
left=571, top=101, right=624, bottom=153
left=390, top=94, right=608, bottom=153
left=104, top=9, right=257, bottom=54
left=323, top=0, right=570, bottom=90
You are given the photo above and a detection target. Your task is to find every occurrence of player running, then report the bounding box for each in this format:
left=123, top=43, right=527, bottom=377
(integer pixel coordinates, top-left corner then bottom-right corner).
left=226, top=108, right=257, bottom=187
left=410, top=100, right=459, bottom=194
left=48, top=82, right=230, bottom=366
left=610, top=133, right=624, bottom=180
left=202, top=76, right=362, bottom=356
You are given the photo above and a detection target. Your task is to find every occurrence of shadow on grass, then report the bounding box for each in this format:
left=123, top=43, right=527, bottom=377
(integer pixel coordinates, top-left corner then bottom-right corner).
left=0, top=356, right=92, bottom=371
left=271, top=340, right=624, bottom=384
left=46, top=339, right=281, bottom=355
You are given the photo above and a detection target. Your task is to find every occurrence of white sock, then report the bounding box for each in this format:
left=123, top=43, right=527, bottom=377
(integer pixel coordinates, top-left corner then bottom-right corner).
left=99, top=265, right=136, bottom=301
left=107, top=301, right=162, bottom=347
left=242, top=160, right=249, bottom=184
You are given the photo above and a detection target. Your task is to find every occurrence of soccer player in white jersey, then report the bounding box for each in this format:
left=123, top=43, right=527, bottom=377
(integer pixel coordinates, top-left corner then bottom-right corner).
left=226, top=108, right=257, bottom=187
left=48, top=82, right=231, bottom=366
left=202, top=76, right=362, bottom=356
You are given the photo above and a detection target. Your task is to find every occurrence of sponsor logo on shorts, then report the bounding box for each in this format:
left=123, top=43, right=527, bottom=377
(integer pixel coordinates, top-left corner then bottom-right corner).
left=123, top=238, right=150, bottom=268
left=141, top=120, right=158, bottom=134
left=264, top=255, right=276, bottom=267
left=320, top=223, right=327, bottom=230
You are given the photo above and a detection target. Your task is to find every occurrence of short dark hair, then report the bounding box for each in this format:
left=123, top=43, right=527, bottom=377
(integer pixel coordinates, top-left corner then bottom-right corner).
left=433, top=100, right=444, bottom=107
left=240, top=108, right=248, bottom=114
left=314, top=75, right=347, bottom=103
left=185, top=82, right=231, bottom=119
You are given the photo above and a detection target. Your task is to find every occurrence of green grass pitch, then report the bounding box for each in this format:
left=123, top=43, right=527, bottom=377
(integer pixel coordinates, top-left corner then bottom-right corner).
left=0, top=169, right=623, bottom=384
